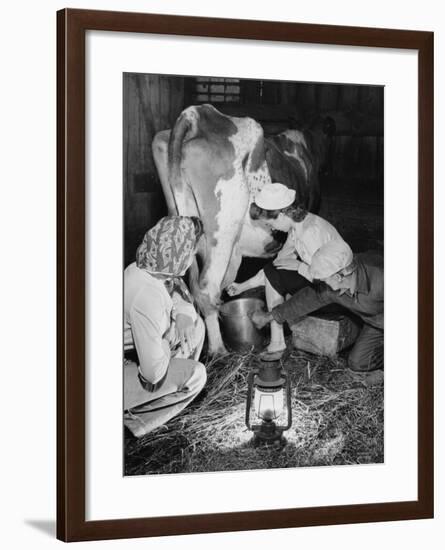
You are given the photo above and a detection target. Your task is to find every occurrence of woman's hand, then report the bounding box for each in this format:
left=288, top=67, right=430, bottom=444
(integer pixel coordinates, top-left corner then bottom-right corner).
left=226, top=282, right=243, bottom=296
left=175, top=313, right=196, bottom=356
left=250, top=310, right=273, bottom=329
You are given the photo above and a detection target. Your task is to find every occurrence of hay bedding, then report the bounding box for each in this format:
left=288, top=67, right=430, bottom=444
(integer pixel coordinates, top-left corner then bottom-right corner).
left=124, top=348, right=383, bottom=476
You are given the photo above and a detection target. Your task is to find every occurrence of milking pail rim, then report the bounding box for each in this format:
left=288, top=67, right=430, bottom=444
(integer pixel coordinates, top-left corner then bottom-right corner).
left=220, top=298, right=265, bottom=317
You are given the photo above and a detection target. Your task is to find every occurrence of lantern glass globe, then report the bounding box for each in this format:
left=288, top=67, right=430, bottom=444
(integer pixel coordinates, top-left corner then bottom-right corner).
left=253, top=387, right=285, bottom=421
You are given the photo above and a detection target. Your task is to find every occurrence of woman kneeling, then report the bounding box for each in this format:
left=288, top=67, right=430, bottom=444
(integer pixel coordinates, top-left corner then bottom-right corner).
left=124, top=216, right=207, bottom=438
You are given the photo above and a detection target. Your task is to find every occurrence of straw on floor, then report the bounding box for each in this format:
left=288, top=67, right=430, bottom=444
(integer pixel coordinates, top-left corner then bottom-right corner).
left=125, top=348, right=383, bottom=475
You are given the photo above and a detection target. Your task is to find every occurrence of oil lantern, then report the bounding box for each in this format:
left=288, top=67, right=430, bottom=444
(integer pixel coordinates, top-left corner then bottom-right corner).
left=245, top=355, right=292, bottom=445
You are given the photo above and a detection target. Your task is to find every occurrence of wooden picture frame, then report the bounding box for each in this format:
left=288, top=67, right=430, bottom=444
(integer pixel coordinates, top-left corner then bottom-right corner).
left=57, top=8, right=434, bottom=542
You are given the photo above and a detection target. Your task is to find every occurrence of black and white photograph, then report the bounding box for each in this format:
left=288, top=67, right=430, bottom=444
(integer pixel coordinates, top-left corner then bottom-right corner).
left=1, top=0, right=440, bottom=545
left=123, top=73, right=384, bottom=475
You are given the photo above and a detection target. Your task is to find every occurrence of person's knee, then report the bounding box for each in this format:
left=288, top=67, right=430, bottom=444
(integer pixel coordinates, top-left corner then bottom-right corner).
left=194, top=316, right=205, bottom=345
left=193, top=362, right=207, bottom=394
left=349, top=347, right=384, bottom=371
left=187, top=360, right=207, bottom=392
left=348, top=350, right=369, bottom=372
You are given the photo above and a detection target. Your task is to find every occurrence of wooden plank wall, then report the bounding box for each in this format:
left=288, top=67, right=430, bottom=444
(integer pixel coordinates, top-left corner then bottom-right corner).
left=123, top=73, right=185, bottom=265
left=215, top=81, right=384, bottom=183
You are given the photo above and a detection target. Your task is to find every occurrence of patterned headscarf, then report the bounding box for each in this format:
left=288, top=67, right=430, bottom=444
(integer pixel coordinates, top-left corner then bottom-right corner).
left=136, top=216, right=200, bottom=276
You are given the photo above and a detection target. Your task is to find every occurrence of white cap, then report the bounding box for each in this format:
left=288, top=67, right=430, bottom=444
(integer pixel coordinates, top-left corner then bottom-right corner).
left=255, top=183, right=296, bottom=210
left=309, top=239, right=354, bottom=280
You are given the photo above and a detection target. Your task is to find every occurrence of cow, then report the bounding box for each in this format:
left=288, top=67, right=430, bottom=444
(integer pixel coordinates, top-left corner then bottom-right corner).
left=152, top=104, right=333, bottom=355
left=263, top=117, right=335, bottom=213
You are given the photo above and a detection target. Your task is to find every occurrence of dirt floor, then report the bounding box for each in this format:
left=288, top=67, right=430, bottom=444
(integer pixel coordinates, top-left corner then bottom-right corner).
left=124, top=347, right=384, bottom=476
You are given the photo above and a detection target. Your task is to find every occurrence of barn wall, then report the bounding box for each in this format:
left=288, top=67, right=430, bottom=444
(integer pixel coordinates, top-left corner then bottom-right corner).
left=294, top=83, right=384, bottom=251
left=199, top=81, right=384, bottom=184
left=123, top=73, right=185, bottom=265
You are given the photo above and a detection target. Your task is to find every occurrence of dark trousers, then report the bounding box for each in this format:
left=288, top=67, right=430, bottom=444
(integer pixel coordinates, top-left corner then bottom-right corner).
left=264, top=263, right=310, bottom=296
left=348, top=324, right=384, bottom=371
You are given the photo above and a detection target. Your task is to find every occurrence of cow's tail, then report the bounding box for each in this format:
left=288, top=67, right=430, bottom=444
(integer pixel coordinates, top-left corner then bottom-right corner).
left=167, top=106, right=200, bottom=211
left=168, top=106, right=215, bottom=315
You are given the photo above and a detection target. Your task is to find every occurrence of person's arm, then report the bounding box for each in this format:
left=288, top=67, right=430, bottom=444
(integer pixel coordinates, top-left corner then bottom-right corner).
left=296, top=262, right=313, bottom=282
left=271, top=285, right=333, bottom=325
left=170, top=291, right=200, bottom=357
left=273, top=256, right=302, bottom=271
left=226, top=269, right=265, bottom=296
left=130, top=289, right=171, bottom=389
left=171, top=291, right=197, bottom=321
left=295, top=224, right=337, bottom=281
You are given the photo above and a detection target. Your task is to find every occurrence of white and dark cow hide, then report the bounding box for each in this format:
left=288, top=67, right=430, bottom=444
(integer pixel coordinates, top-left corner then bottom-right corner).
left=152, top=104, right=332, bottom=354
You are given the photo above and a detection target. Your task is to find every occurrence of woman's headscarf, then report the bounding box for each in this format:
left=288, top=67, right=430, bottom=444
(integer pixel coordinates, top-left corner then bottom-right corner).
left=136, top=216, right=201, bottom=277
left=136, top=216, right=202, bottom=303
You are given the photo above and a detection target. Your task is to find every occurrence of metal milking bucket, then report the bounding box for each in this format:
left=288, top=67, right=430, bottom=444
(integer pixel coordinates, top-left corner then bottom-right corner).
left=219, top=298, right=267, bottom=352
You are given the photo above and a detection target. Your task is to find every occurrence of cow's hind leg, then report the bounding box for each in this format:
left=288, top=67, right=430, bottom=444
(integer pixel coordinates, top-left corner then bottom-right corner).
left=221, top=245, right=242, bottom=290
left=193, top=244, right=242, bottom=356
left=193, top=203, right=248, bottom=356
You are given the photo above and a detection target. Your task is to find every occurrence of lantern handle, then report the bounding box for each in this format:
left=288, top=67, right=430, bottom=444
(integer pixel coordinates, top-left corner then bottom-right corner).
left=283, top=371, right=292, bottom=430
left=245, top=369, right=258, bottom=431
